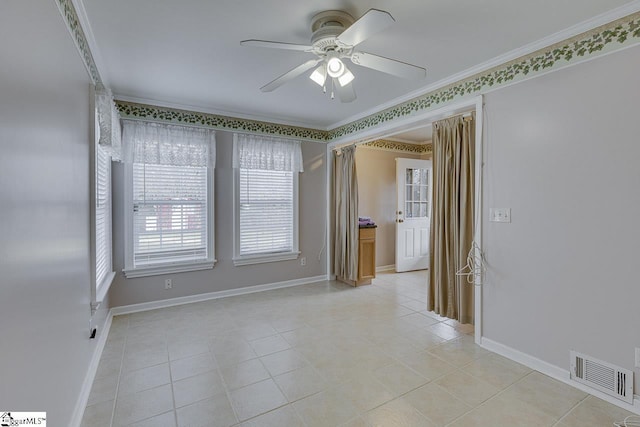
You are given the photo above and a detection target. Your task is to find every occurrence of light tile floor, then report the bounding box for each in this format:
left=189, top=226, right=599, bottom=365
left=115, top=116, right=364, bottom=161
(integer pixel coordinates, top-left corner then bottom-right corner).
left=83, top=271, right=635, bottom=426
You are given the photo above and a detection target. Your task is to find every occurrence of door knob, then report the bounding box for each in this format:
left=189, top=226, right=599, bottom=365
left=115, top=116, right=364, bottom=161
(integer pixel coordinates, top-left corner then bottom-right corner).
left=398, top=219, right=404, bottom=223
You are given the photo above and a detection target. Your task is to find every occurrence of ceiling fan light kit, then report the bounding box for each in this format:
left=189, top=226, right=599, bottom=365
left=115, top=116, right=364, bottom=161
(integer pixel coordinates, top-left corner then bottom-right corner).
left=338, top=69, right=355, bottom=87
left=240, top=8, right=427, bottom=103
left=326, top=56, right=345, bottom=78
left=309, top=63, right=327, bottom=86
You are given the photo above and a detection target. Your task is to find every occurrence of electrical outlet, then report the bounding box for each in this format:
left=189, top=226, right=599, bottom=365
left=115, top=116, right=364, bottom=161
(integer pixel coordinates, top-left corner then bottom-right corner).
left=635, top=347, right=640, bottom=368
left=300, top=257, right=306, bottom=266
left=164, top=279, right=172, bottom=289
left=489, top=208, right=511, bottom=223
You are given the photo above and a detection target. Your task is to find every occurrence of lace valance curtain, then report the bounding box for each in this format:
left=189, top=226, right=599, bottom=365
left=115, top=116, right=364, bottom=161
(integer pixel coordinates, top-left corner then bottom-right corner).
left=95, top=86, right=123, bottom=161
left=232, top=133, right=303, bottom=172
left=122, top=120, right=216, bottom=167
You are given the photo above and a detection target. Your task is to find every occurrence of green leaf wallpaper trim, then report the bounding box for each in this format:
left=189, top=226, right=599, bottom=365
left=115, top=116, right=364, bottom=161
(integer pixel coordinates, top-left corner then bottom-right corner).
left=362, top=140, right=432, bottom=155
left=59, top=0, right=639, bottom=142
left=55, top=0, right=102, bottom=84
left=327, top=11, right=640, bottom=141
left=116, top=101, right=329, bottom=142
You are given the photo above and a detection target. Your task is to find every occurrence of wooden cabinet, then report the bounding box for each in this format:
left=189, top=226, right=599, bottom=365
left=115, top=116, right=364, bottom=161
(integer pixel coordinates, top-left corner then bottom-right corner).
left=338, top=226, right=376, bottom=287
left=357, top=227, right=376, bottom=285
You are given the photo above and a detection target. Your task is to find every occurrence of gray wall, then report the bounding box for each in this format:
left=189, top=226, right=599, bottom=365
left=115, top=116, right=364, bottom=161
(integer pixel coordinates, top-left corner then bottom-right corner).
left=109, top=131, right=327, bottom=306
left=0, top=1, right=111, bottom=424
left=482, top=45, right=640, bottom=392
left=356, top=147, right=423, bottom=268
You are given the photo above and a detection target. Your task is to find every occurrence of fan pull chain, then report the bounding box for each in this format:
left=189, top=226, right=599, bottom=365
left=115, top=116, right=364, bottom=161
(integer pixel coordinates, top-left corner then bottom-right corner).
left=330, top=78, right=335, bottom=99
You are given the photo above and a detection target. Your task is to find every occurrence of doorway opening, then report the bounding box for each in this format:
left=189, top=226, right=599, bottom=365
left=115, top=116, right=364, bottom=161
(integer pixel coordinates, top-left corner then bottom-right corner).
left=327, top=96, right=483, bottom=343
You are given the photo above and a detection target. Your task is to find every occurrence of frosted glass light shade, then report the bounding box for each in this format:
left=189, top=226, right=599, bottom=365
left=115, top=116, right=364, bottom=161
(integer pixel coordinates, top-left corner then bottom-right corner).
left=338, top=69, right=354, bottom=87
left=309, top=65, right=326, bottom=86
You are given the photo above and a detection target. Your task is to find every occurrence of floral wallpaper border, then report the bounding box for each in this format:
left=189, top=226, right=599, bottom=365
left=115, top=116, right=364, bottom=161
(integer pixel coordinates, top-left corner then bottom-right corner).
left=116, top=101, right=329, bottom=141
left=55, top=0, right=102, bottom=84
left=329, top=11, right=640, bottom=140
left=59, top=0, right=639, bottom=142
left=362, top=140, right=432, bottom=155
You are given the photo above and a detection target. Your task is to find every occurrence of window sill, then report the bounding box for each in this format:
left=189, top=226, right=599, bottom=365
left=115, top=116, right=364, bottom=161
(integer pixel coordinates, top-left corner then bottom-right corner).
left=233, top=251, right=300, bottom=266
left=123, top=260, right=216, bottom=278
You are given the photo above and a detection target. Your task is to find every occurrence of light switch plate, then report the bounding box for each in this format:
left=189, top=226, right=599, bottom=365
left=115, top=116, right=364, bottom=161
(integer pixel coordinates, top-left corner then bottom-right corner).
left=490, top=208, right=511, bottom=223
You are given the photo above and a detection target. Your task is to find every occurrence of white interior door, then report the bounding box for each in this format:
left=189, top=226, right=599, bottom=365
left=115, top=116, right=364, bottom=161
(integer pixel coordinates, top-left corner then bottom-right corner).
left=395, top=158, right=432, bottom=272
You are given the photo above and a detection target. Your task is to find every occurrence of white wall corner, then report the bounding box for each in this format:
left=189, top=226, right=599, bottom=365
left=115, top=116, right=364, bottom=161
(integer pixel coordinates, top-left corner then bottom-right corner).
left=69, top=310, right=114, bottom=427
left=480, top=337, right=640, bottom=416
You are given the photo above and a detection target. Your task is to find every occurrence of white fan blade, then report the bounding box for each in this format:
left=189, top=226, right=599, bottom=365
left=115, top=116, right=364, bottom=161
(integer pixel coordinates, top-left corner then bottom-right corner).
left=241, top=39, right=313, bottom=52
left=336, top=9, right=395, bottom=47
left=334, top=78, right=356, bottom=103
left=351, top=51, right=426, bottom=80
left=260, top=59, right=321, bottom=92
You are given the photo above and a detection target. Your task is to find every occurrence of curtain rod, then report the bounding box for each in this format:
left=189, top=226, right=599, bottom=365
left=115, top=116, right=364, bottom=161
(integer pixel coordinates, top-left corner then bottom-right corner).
left=442, top=111, right=474, bottom=121
left=332, top=142, right=357, bottom=153
left=433, top=111, right=475, bottom=128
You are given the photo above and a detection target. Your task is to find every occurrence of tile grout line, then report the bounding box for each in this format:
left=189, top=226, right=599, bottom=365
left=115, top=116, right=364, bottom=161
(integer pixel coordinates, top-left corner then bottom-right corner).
left=551, top=393, right=591, bottom=427
left=109, top=315, right=129, bottom=427
left=165, top=330, right=179, bottom=427
left=441, top=369, right=535, bottom=427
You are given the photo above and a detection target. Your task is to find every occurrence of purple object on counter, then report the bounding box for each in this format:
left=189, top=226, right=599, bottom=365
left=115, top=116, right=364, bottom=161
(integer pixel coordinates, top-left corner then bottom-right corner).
left=359, top=216, right=375, bottom=226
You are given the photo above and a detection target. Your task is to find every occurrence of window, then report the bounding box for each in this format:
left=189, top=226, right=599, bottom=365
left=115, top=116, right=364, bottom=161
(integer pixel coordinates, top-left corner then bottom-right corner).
left=122, top=120, right=216, bottom=278
left=92, top=86, right=120, bottom=309
left=233, top=133, right=303, bottom=265
left=95, top=144, right=114, bottom=294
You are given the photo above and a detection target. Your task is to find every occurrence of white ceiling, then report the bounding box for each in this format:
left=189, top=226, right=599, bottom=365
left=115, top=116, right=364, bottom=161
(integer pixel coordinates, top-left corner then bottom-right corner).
left=81, top=0, right=632, bottom=130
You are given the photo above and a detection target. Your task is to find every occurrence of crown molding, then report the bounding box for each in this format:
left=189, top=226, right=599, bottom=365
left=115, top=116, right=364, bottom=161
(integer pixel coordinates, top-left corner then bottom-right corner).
left=362, top=140, right=432, bottom=155
left=57, top=0, right=640, bottom=143
left=328, top=1, right=640, bottom=131
left=328, top=11, right=640, bottom=141
left=54, top=0, right=102, bottom=84
left=114, top=94, right=322, bottom=132
left=116, top=101, right=329, bottom=142
left=68, top=0, right=110, bottom=87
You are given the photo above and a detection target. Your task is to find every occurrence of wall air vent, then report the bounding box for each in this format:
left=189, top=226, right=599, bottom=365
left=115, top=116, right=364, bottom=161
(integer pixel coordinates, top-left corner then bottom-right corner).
left=570, top=351, right=634, bottom=404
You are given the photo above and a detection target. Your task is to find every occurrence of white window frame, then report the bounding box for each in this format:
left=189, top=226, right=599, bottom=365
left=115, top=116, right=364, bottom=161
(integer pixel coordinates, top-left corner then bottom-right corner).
left=123, top=151, right=216, bottom=279
left=90, top=107, right=115, bottom=311
left=232, top=168, right=300, bottom=266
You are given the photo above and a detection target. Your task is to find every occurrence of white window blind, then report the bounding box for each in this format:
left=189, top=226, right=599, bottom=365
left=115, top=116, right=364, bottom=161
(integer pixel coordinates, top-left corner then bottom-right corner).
left=239, top=168, right=294, bottom=256
left=132, top=163, right=208, bottom=267
left=95, top=144, right=112, bottom=289
left=122, top=120, right=215, bottom=275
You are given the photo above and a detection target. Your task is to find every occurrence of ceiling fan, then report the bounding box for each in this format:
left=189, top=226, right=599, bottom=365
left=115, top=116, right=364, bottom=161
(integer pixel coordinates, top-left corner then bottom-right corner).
left=240, top=9, right=427, bottom=103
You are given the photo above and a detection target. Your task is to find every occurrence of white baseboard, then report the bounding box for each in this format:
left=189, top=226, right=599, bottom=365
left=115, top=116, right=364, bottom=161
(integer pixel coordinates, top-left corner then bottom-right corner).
left=111, top=275, right=329, bottom=316
left=70, top=274, right=327, bottom=425
left=376, top=264, right=395, bottom=273
left=480, top=337, right=640, bottom=415
left=69, top=310, right=114, bottom=427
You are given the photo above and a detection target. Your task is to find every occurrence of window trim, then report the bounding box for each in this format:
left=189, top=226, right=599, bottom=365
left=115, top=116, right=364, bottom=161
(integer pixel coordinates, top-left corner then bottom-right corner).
left=123, top=158, right=216, bottom=278
left=232, top=167, right=299, bottom=266
left=90, top=105, right=115, bottom=311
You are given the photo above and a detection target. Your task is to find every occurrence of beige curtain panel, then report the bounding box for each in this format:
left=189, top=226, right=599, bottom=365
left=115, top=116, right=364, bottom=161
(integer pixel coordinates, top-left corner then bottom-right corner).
left=429, top=115, right=475, bottom=324
left=333, top=146, right=359, bottom=281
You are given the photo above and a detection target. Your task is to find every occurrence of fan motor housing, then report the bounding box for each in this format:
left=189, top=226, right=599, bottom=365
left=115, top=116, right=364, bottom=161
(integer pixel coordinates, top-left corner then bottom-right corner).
left=310, top=10, right=354, bottom=52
